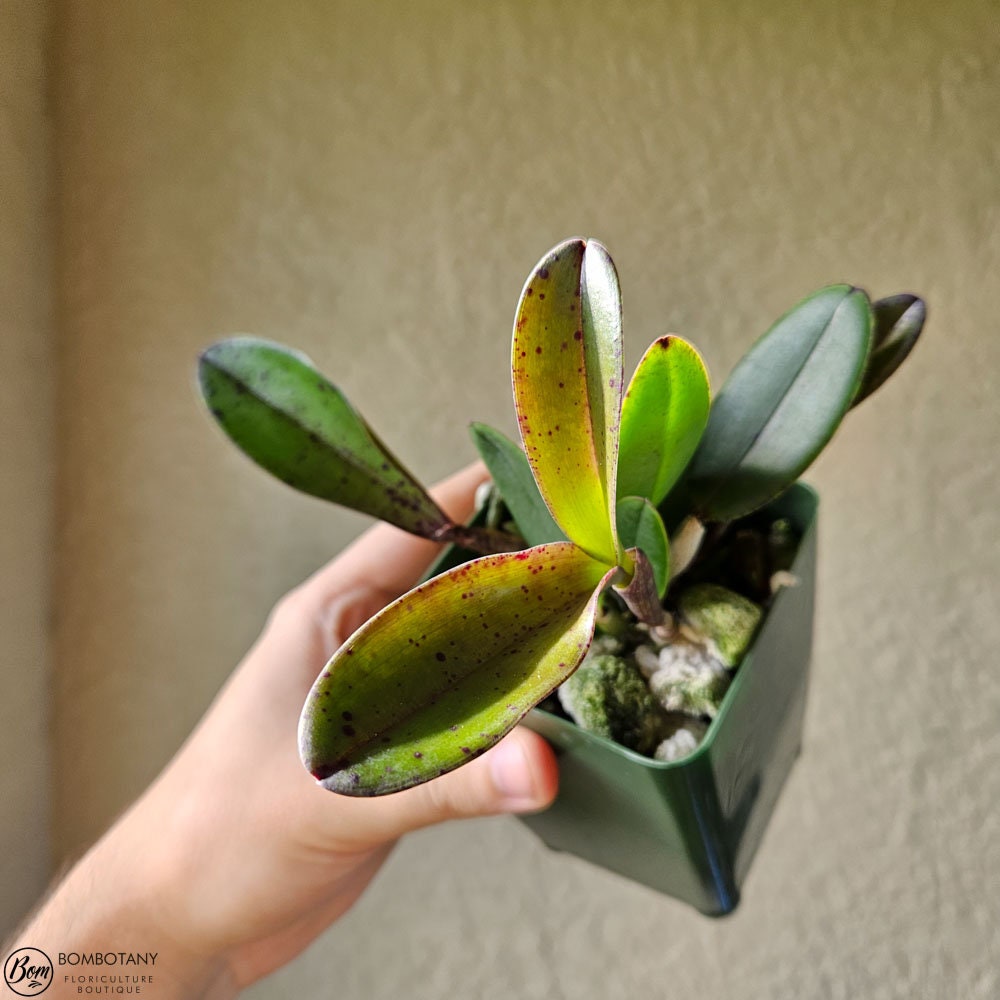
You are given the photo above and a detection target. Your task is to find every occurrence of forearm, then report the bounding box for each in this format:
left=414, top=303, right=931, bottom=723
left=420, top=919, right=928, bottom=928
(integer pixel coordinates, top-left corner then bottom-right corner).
left=5, top=824, right=235, bottom=1000
left=3, top=465, right=554, bottom=996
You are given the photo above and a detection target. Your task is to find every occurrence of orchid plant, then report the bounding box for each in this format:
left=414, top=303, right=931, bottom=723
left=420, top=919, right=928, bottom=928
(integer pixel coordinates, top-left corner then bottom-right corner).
left=198, top=238, right=924, bottom=795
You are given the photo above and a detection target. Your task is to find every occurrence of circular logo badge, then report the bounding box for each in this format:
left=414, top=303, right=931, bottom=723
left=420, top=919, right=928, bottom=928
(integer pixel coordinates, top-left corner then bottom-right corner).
left=3, top=949, right=52, bottom=996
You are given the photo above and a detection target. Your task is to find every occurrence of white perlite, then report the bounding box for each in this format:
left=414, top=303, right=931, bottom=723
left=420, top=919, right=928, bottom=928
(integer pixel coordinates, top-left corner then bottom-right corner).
left=654, top=728, right=701, bottom=762
left=649, top=654, right=731, bottom=718
left=633, top=644, right=662, bottom=678
left=636, top=637, right=732, bottom=722
left=654, top=639, right=724, bottom=677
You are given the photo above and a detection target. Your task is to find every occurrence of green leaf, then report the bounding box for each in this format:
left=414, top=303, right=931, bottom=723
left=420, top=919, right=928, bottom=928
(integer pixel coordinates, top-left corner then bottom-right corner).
left=852, top=293, right=926, bottom=405
left=618, top=335, right=711, bottom=506
left=616, top=496, right=670, bottom=598
left=469, top=423, right=566, bottom=546
left=299, top=542, right=615, bottom=795
left=581, top=240, right=626, bottom=533
left=684, top=285, right=873, bottom=522
left=199, top=337, right=449, bottom=538
left=512, top=239, right=623, bottom=565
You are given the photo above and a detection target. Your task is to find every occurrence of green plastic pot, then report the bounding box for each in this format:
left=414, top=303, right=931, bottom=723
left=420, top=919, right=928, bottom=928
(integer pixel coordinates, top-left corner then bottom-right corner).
left=518, top=483, right=819, bottom=916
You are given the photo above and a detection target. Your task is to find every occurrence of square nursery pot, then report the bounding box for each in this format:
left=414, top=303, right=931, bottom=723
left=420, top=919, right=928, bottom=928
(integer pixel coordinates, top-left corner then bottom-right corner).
left=518, top=483, right=819, bottom=916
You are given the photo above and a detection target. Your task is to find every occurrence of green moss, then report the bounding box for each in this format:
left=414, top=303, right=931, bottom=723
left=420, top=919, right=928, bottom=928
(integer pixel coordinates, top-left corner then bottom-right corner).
left=678, top=583, right=762, bottom=668
left=558, top=654, right=667, bottom=756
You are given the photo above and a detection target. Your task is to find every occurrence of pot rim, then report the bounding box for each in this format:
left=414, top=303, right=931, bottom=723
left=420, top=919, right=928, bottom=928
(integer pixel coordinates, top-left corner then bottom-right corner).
left=529, top=480, right=820, bottom=771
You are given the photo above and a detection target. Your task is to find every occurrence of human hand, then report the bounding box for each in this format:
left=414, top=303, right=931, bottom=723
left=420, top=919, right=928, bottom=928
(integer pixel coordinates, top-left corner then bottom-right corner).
left=10, top=464, right=558, bottom=998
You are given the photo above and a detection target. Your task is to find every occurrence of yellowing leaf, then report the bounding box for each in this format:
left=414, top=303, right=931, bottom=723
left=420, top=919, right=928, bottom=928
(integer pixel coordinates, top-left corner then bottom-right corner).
left=299, top=542, right=616, bottom=795
left=512, top=239, right=623, bottom=564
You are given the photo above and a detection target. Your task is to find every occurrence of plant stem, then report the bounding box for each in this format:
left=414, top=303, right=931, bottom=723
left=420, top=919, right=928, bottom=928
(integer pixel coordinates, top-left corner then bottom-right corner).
left=435, top=523, right=526, bottom=555
left=615, top=550, right=668, bottom=627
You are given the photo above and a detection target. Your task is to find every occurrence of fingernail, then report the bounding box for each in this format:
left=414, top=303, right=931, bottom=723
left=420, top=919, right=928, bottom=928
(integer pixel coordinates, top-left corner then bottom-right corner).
left=490, top=738, right=538, bottom=808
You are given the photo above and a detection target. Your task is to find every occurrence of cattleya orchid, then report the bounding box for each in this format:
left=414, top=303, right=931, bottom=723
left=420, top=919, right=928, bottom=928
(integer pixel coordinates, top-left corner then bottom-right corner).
left=198, top=238, right=924, bottom=795
left=298, top=240, right=709, bottom=794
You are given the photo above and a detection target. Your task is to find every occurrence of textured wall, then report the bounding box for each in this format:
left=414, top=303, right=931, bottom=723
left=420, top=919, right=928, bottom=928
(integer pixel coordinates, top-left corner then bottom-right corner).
left=49, top=1, right=998, bottom=997
left=0, top=0, right=54, bottom=937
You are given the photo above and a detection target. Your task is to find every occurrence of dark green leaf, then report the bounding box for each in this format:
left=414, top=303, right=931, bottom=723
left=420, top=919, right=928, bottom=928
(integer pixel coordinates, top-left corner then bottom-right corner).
left=199, top=337, right=449, bottom=538
left=470, top=423, right=565, bottom=547
left=299, top=543, right=615, bottom=795
left=685, top=285, right=873, bottom=522
left=852, top=294, right=926, bottom=405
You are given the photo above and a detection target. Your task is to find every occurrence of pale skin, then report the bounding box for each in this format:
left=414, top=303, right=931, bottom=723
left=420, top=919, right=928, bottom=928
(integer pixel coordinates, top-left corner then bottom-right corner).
left=6, top=464, right=559, bottom=997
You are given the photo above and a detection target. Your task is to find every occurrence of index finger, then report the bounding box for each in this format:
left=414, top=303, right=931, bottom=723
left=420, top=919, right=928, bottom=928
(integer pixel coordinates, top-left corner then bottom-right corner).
left=298, top=461, right=489, bottom=606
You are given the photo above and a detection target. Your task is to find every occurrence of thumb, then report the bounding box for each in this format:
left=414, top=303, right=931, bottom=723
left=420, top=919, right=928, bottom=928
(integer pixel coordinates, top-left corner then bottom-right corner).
left=331, top=727, right=559, bottom=845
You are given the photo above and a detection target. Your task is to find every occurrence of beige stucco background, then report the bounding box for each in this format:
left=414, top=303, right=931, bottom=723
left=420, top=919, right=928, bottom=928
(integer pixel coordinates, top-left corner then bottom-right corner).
left=3, top=0, right=999, bottom=995
left=1, top=0, right=53, bottom=932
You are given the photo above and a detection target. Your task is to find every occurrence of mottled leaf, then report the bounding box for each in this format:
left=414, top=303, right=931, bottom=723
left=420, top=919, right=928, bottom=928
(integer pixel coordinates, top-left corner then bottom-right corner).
left=469, top=423, right=566, bottom=546
left=512, top=239, right=623, bottom=565
left=300, top=543, right=616, bottom=795
left=852, top=293, right=926, bottom=405
left=616, top=496, right=670, bottom=598
left=685, top=285, right=873, bottom=522
left=618, top=335, right=711, bottom=505
left=199, top=337, right=449, bottom=538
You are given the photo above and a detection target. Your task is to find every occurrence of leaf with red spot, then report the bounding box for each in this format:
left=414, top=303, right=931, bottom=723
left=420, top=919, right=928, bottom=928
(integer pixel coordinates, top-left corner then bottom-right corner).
left=511, top=239, right=624, bottom=566
left=299, top=542, right=616, bottom=795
